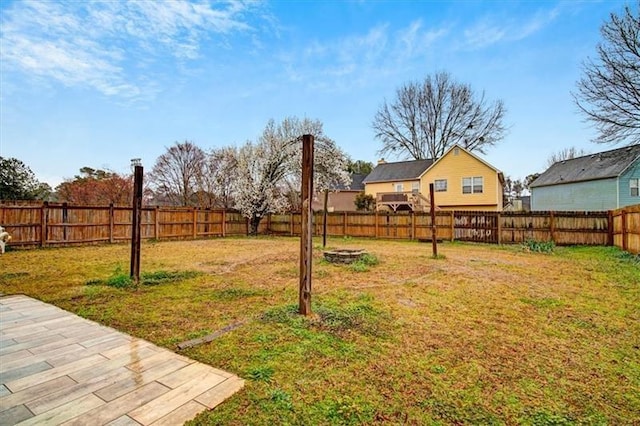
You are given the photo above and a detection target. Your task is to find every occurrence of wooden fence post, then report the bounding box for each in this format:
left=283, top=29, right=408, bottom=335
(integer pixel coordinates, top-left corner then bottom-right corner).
left=549, top=211, right=555, bottom=243
left=322, top=189, right=329, bottom=247
left=497, top=211, right=502, bottom=245
left=62, top=202, right=68, bottom=242
left=130, top=165, right=143, bottom=285
left=374, top=211, right=379, bottom=238
left=221, top=209, right=226, bottom=237
left=193, top=208, right=198, bottom=239
left=621, top=209, right=628, bottom=251
left=299, top=134, right=314, bottom=316
left=154, top=206, right=160, bottom=240
left=430, top=183, right=437, bottom=257
left=607, top=210, right=614, bottom=246
left=450, top=211, right=455, bottom=242
left=343, top=212, right=347, bottom=236
left=411, top=211, right=416, bottom=240
left=40, top=201, right=48, bottom=247
left=109, top=203, right=114, bottom=244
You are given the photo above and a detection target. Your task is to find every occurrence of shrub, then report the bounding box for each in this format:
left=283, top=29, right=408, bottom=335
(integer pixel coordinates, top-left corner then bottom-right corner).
left=523, top=238, right=555, bottom=253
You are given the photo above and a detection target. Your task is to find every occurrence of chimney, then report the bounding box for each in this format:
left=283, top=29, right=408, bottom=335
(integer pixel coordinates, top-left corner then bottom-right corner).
left=377, top=158, right=386, bottom=165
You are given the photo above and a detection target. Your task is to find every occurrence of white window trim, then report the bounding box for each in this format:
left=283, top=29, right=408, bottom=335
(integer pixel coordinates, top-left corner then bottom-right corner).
left=462, top=176, right=483, bottom=194
left=434, top=179, right=447, bottom=192
left=631, top=178, right=639, bottom=197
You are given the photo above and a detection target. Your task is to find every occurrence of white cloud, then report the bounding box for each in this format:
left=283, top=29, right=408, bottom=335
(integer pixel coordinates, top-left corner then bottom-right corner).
left=0, top=0, right=268, bottom=102
left=281, top=21, right=448, bottom=91
left=462, top=6, right=560, bottom=50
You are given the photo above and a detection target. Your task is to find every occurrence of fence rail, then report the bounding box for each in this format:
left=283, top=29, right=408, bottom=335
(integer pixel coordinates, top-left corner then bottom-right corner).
left=1, top=202, right=631, bottom=251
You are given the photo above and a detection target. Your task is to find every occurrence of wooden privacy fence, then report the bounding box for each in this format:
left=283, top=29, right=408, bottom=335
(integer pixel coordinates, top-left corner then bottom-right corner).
left=611, top=205, right=640, bottom=254
left=1, top=202, right=629, bottom=250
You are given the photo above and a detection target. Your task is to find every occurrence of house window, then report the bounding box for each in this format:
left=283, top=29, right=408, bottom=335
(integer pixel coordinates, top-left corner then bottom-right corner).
left=411, top=182, right=419, bottom=193
left=631, top=178, right=639, bottom=197
left=434, top=179, right=447, bottom=192
left=395, top=183, right=404, bottom=192
left=463, top=177, right=483, bottom=194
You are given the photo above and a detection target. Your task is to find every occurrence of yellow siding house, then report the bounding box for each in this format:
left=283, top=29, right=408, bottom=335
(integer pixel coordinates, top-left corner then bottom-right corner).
left=363, top=145, right=504, bottom=212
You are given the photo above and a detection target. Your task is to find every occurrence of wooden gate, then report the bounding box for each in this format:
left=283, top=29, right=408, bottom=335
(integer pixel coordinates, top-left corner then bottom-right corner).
left=454, top=211, right=499, bottom=243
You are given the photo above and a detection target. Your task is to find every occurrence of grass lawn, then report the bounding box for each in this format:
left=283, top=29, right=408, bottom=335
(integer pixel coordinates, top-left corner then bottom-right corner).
left=1, top=237, right=639, bottom=425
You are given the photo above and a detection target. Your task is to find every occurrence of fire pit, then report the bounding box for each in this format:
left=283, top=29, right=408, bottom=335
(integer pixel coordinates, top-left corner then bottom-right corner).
left=323, top=249, right=367, bottom=264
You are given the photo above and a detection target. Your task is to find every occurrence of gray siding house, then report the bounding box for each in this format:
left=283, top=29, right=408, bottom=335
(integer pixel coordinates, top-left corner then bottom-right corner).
left=530, top=144, right=640, bottom=211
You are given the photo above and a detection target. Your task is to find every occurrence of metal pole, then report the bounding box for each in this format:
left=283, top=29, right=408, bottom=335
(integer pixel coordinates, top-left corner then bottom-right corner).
left=299, top=135, right=314, bottom=315
left=130, top=165, right=143, bottom=285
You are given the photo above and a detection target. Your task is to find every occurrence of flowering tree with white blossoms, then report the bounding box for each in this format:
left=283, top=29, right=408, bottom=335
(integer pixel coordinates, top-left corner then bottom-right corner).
left=234, top=117, right=350, bottom=234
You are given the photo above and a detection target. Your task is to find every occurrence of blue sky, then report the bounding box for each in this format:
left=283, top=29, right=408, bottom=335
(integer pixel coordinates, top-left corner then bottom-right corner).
left=0, top=0, right=629, bottom=188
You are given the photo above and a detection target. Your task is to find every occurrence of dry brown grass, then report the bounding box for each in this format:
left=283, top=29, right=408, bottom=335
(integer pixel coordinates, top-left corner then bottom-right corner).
left=1, top=237, right=639, bottom=424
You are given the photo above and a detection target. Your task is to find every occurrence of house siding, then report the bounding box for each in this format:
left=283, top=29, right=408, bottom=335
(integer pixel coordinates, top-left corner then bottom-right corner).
left=531, top=178, right=618, bottom=211
left=618, top=158, right=640, bottom=208
left=421, top=148, right=502, bottom=211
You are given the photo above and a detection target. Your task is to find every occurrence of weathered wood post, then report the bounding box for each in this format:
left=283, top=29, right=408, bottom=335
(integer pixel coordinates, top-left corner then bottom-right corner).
left=130, top=165, right=143, bottom=285
left=109, top=203, right=114, bottom=244
left=607, top=210, right=614, bottom=246
left=299, top=135, right=314, bottom=315
left=621, top=209, right=628, bottom=251
left=322, top=189, right=329, bottom=248
left=429, top=183, right=438, bottom=257
left=40, top=201, right=48, bottom=248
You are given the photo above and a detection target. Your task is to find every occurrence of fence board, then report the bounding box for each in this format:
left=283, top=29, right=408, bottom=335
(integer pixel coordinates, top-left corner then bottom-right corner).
left=612, top=205, right=640, bottom=254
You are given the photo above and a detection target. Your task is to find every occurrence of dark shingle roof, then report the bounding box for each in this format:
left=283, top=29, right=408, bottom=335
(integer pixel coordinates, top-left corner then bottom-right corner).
left=530, top=144, right=640, bottom=188
left=362, top=159, right=434, bottom=183
left=335, top=173, right=366, bottom=191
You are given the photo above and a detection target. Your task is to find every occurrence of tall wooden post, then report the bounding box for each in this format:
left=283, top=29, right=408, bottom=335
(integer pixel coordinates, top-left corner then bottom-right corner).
left=130, top=165, right=143, bottom=285
left=429, top=183, right=438, bottom=257
left=299, top=135, right=314, bottom=315
left=322, top=189, right=329, bottom=247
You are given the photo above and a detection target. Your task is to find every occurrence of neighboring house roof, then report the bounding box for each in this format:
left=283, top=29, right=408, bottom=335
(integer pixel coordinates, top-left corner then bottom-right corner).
left=530, top=144, right=640, bottom=188
left=362, top=159, right=434, bottom=183
left=335, top=173, right=366, bottom=191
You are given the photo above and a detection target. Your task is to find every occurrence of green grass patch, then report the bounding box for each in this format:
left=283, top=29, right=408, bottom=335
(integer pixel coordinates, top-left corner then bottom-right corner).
left=520, top=297, right=564, bottom=309
left=3, top=237, right=639, bottom=425
left=85, top=267, right=200, bottom=288
left=348, top=252, right=379, bottom=272
left=523, top=238, right=556, bottom=253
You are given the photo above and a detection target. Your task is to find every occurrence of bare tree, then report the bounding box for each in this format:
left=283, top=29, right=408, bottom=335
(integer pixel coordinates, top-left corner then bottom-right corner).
left=574, top=3, right=640, bottom=145
left=194, top=147, right=238, bottom=209
left=373, top=71, right=507, bottom=160
left=150, top=141, right=205, bottom=206
left=546, top=146, right=589, bottom=167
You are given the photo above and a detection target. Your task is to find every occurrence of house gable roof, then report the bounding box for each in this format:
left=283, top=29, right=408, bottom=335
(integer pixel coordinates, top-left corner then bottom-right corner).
left=362, top=159, right=434, bottom=183
left=427, top=144, right=504, bottom=180
left=363, top=144, right=503, bottom=184
left=530, top=144, right=640, bottom=188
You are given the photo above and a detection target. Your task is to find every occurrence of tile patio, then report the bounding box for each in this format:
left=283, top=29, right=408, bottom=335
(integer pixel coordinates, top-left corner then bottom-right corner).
left=0, top=295, right=243, bottom=425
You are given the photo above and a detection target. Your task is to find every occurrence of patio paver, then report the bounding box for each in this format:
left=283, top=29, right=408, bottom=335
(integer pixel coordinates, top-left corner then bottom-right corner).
left=0, top=295, right=244, bottom=425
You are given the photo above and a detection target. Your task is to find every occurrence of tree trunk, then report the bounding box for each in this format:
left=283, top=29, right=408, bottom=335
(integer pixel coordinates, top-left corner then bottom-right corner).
left=249, top=214, right=262, bottom=236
